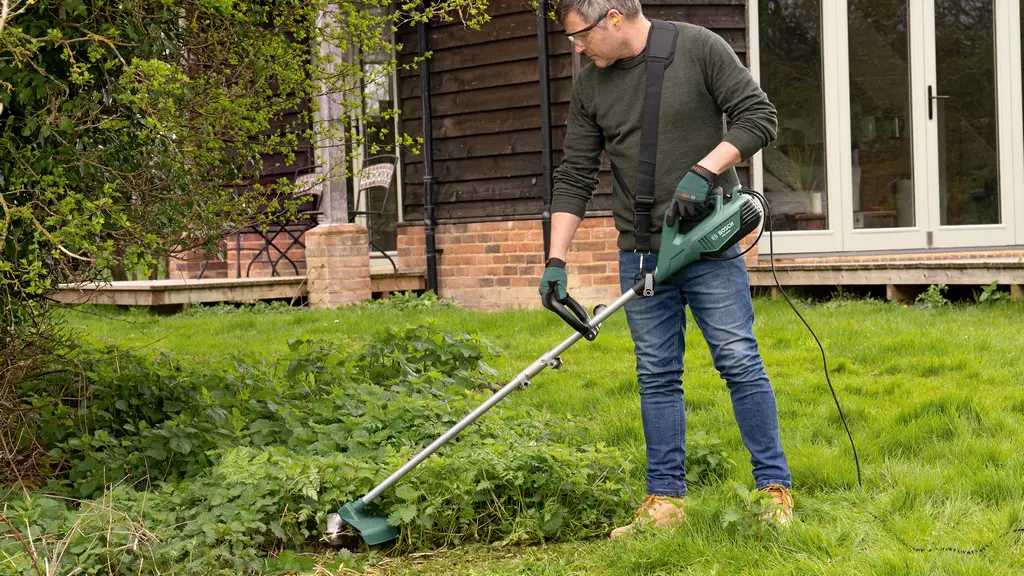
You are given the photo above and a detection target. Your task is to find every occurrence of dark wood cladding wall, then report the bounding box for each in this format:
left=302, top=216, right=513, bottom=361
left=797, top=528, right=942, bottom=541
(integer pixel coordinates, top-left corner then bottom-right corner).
left=259, top=97, right=315, bottom=183
left=256, top=26, right=316, bottom=182
left=399, top=0, right=748, bottom=223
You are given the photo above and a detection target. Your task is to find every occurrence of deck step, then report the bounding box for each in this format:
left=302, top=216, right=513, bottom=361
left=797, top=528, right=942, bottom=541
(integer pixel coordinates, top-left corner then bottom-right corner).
left=748, top=258, right=1024, bottom=301
left=748, top=259, right=1024, bottom=287
left=54, top=277, right=306, bottom=308
left=371, top=269, right=426, bottom=295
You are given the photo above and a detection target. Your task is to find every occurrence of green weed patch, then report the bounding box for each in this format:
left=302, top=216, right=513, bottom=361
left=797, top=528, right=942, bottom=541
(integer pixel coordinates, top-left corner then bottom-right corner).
left=5, top=324, right=637, bottom=573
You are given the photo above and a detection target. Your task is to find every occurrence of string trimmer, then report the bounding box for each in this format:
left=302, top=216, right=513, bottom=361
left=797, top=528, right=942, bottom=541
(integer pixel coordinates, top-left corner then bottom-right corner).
left=325, top=185, right=861, bottom=545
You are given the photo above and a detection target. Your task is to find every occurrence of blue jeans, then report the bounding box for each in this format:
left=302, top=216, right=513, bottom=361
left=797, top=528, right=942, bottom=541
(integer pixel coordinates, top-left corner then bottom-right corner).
left=618, top=245, right=791, bottom=497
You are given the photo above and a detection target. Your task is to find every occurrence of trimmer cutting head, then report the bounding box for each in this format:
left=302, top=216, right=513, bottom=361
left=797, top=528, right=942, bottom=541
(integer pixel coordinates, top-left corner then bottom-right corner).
left=325, top=500, right=399, bottom=546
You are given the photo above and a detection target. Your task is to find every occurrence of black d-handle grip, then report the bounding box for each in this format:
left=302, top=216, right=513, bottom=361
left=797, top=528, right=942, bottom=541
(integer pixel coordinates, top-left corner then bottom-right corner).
left=543, top=290, right=599, bottom=341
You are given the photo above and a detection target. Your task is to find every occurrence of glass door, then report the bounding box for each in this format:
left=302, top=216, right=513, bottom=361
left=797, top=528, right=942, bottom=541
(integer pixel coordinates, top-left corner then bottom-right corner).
left=346, top=16, right=402, bottom=265
left=923, top=0, right=1016, bottom=248
left=754, top=0, right=1022, bottom=253
left=359, top=51, right=400, bottom=256
left=839, top=0, right=930, bottom=251
left=753, top=0, right=844, bottom=254
left=1015, top=0, right=1024, bottom=245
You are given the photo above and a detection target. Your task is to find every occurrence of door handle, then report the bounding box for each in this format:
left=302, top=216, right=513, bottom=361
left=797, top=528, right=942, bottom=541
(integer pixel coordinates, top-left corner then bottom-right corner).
left=928, top=85, right=948, bottom=120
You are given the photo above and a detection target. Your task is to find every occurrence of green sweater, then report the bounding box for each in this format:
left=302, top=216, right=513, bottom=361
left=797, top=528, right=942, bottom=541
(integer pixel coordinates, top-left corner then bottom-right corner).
left=551, top=21, right=778, bottom=251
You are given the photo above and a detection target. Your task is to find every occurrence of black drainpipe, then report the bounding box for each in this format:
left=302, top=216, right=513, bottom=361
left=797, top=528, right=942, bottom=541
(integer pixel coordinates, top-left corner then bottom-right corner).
left=537, top=0, right=553, bottom=260
left=418, top=15, right=439, bottom=294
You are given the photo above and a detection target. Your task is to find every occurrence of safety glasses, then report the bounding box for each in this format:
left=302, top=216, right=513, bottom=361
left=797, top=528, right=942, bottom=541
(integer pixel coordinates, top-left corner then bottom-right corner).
left=565, top=12, right=608, bottom=46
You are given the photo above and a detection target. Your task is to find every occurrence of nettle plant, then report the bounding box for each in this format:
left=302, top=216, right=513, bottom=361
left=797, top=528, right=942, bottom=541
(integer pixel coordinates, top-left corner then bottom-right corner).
left=6, top=325, right=638, bottom=573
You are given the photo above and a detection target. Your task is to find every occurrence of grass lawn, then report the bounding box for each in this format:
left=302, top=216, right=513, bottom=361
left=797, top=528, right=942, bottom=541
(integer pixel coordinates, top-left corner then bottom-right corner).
left=64, top=295, right=1024, bottom=574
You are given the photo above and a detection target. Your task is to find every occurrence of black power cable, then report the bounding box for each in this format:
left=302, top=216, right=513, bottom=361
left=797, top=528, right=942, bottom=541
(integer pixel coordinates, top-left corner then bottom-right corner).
left=705, top=188, right=862, bottom=488
left=706, top=188, right=1024, bottom=556
left=874, top=513, right=1024, bottom=555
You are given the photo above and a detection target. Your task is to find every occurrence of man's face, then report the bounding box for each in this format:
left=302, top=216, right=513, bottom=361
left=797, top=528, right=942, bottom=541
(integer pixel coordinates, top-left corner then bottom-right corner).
left=564, top=10, right=617, bottom=68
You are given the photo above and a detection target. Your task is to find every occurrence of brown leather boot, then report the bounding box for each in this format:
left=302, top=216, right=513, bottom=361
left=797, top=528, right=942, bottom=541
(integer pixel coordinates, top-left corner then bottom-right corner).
left=758, top=484, right=794, bottom=524
left=609, top=494, right=685, bottom=540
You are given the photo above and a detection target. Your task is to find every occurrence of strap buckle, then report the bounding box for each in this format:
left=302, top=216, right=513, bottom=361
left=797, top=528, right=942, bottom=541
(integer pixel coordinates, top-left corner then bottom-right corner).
left=634, top=195, right=655, bottom=208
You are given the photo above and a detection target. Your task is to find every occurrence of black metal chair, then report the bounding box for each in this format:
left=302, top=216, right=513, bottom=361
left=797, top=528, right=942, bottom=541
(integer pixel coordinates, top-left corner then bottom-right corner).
left=198, top=172, right=323, bottom=279
left=349, top=154, right=399, bottom=273
left=244, top=172, right=324, bottom=277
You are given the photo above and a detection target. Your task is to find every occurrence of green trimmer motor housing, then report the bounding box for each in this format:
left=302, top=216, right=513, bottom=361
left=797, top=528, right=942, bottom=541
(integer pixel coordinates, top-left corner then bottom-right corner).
left=653, top=185, right=764, bottom=283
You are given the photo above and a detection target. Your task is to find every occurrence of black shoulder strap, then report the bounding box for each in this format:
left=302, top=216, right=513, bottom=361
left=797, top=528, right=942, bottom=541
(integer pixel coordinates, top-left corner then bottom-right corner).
left=633, top=19, right=678, bottom=254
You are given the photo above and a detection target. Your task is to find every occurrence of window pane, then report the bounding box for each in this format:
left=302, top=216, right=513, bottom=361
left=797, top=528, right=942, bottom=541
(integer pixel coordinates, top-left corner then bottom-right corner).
left=362, top=62, right=397, bottom=156
left=936, top=0, right=998, bottom=225
left=848, top=0, right=914, bottom=229
left=759, top=0, right=828, bottom=233
left=361, top=61, right=398, bottom=253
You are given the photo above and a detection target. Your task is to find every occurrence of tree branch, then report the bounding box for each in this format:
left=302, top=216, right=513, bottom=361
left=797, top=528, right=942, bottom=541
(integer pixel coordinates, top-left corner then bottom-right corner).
left=29, top=216, right=94, bottom=262
left=0, top=0, right=32, bottom=37
left=0, top=0, right=34, bottom=116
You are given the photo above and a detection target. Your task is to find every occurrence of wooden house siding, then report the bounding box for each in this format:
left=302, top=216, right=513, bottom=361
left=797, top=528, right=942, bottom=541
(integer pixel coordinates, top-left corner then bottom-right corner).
left=397, top=0, right=749, bottom=224
left=259, top=98, right=316, bottom=183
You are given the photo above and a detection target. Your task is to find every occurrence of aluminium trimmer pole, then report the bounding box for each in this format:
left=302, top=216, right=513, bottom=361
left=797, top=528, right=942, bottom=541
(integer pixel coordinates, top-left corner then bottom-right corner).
left=354, top=283, right=642, bottom=507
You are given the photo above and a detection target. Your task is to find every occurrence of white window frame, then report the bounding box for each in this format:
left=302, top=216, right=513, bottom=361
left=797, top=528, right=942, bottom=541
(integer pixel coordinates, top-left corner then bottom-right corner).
left=1012, top=0, right=1024, bottom=245
left=923, top=0, right=1017, bottom=249
left=839, top=0, right=929, bottom=252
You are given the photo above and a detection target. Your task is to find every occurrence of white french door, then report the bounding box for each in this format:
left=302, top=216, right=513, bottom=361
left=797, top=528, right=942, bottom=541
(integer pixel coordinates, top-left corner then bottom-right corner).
left=921, top=0, right=1017, bottom=249
left=1013, top=0, right=1024, bottom=245
left=753, top=0, right=1023, bottom=253
left=837, top=0, right=928, bottom=251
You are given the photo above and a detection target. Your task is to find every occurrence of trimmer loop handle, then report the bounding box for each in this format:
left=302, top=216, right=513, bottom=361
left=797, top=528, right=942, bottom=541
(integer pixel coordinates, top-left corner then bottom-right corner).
left=542, top=290, right=600, bottom=341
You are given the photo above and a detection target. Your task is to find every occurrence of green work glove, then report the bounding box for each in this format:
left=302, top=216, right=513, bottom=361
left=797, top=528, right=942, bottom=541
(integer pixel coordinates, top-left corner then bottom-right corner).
left=666, top=165, right=716, bottom=227
left=538, top=257, right=568, bottom=302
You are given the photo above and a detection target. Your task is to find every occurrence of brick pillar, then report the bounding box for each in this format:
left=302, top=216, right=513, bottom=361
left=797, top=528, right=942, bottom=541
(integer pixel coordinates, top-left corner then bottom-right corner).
left=304, top=224, right=371, bottom=308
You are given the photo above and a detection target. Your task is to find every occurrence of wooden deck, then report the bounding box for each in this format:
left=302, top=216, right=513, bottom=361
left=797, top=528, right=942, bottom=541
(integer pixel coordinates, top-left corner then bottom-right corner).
left=53, top=271, right=426, bottom=309
left=747, top=252, right=1024, bottom=301
left=53, top=253, right=1024, bottom=308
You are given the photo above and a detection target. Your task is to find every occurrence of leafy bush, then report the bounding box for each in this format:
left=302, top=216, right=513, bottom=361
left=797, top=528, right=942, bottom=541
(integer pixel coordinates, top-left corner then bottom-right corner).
left=357, top=291, right=452, bottom=311
left=7, top=323, right=637, bottom=573
left=685, top=432, right=736, bottom=487
left=719, top=484, right=781, bottom=535
left=915, top=284, right=950, bottom=307
left=974, top=281, right=1009, bottom=304
left=181, top=300, right=301, bottom=316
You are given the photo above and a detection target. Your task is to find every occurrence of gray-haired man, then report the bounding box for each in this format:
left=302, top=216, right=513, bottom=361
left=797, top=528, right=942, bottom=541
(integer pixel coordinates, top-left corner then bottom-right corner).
left=539, top=0, right=794, bottom=539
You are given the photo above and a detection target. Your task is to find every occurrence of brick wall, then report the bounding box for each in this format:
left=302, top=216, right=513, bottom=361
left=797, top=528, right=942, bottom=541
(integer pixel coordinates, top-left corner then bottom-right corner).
left=398, top=218, right=620, bottom=311
left=165, top=217, right=759, bottom=309
left=396, top=218, right=762, bottom=311
left=167, top=243, right=226, bottom=279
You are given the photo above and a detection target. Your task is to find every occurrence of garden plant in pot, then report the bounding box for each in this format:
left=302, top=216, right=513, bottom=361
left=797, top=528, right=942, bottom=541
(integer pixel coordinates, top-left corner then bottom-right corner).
left=763, top=141, right=826, bottom=230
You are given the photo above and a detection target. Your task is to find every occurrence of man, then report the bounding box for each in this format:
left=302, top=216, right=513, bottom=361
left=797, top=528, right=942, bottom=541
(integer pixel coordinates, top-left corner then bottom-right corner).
left=539, top=0, right=793, bottom=539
